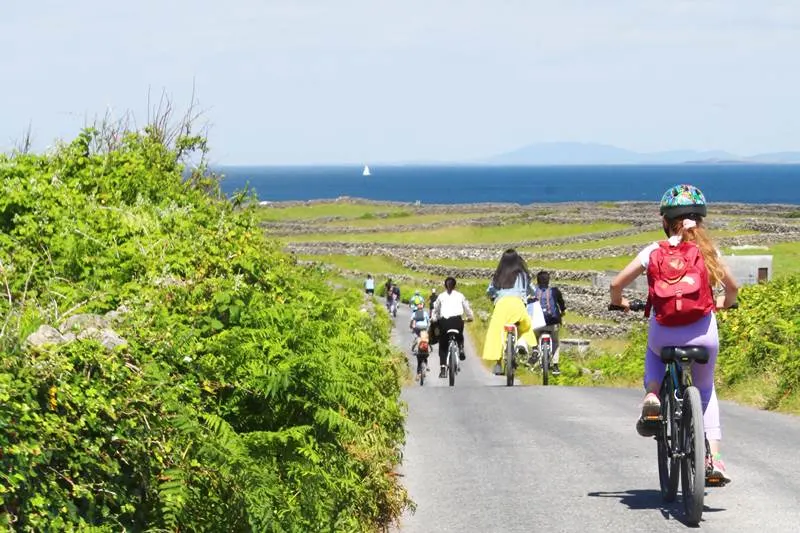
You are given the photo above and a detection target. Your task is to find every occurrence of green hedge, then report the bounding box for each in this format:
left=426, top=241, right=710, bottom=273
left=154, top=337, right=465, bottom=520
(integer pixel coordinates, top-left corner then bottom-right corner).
left=717, top=274, right=800, bottom=409
left=0, top=127, right=409, bottom=531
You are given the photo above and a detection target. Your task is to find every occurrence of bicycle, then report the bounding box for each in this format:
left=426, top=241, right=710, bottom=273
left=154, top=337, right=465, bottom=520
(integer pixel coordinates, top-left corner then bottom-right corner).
left=445, top=329, right=461, bottom=387
left=609, top=300, right=730, bottom=526
left=502, top=324, right=517, bottom=387
left=538, top=331, right=552, bottom=386
left=386, top=293, right=398, bottom=318
left=416, top=349, right=428, bottom=386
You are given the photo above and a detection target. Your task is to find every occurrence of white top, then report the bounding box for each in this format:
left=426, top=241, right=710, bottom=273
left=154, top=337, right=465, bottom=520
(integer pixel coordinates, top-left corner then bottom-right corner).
left=637, top=242, right=661, bottom=268
left=432, top=290, right=474, bottom=321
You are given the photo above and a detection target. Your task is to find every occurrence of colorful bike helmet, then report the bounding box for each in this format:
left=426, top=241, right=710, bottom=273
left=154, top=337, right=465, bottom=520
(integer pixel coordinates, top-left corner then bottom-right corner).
left=659, top=184, right=707, bottom=219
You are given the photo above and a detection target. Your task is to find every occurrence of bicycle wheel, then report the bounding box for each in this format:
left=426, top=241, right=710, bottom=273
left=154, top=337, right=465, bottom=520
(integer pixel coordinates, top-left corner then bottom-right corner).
left=505, top=332, right=515, bottom=387
left=681, top=386, right=705, bottom=526
left=540, top=342, right=550, bottom=386
left=419, top=359, right=426, bottom=386
left=448, top=341, right=457, bottom=387
left=657, top=378, right=679, bottom=502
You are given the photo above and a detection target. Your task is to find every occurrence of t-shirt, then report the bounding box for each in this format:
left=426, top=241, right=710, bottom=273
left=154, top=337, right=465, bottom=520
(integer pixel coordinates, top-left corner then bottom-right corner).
left=636, top=242, right=661, bottom=268
left=433, top=290, right=474, bottom=321
left=365, top=278, right=375, bottom=290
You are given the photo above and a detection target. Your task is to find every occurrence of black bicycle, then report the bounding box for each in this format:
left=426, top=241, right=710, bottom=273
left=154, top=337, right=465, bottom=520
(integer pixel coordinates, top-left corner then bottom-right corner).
left=445, top=329, right=461, bottom=387
left=417, top=351, right=428, bottom=386
left=502, top=324, right=517, bottom=387
left=610, top=300, right=729, bottom=526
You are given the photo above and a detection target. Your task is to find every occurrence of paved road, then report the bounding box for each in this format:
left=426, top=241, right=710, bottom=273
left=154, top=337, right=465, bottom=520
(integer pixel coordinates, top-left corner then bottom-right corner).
left=392, top=306, right=800, bottom=532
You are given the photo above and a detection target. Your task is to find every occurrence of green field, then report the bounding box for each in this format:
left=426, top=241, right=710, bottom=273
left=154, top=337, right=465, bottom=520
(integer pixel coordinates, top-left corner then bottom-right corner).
left=722, top=241, right=800, bottom=276
left=299, top=253, right=418, bottom=276
left=255, top=203, right=405, bottom=221
left=327, top=211, right=499, bottom=227
left=284, top=221, right=630, bottom=244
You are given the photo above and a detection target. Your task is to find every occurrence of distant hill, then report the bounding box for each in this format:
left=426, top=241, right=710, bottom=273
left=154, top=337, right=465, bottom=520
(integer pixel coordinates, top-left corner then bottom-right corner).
left=480, top=142, right=800, bottom=165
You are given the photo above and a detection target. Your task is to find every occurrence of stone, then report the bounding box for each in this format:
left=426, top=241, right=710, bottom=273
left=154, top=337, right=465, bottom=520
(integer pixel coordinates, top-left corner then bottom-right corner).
left=25, top=325, right=68, bottom=348
left=60, top=313, right=109, bottom=333
left=77, top=326, right=128, bottom=351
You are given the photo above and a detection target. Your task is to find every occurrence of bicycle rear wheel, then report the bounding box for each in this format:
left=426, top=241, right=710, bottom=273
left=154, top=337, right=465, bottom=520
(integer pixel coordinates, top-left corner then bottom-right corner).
left=657, top=379, right=679, bottom=502
left=419, top=359, right=426, bottom=386
left=681, top=386, right=705, bottom=526
left=505, top=332, right=515, bottom=387
left=540, top=342, right=550, bottom=386
left=448, top=341, right=457, bottom=387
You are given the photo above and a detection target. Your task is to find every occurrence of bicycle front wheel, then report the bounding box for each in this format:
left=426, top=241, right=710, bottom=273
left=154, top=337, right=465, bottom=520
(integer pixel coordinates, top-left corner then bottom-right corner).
left=448, top=341, right=457, bottom=387
left=505, top=333, right=515, bottom=387
left=540, top=343, right=550, bottom=386
left=657, top=379, right=679, bottom=502
left=681, top=386, right=705, bottom=526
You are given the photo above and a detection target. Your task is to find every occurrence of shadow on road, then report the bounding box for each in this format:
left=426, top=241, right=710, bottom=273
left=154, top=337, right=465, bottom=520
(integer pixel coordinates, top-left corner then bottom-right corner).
left=587, top=489, right=725, bottom=527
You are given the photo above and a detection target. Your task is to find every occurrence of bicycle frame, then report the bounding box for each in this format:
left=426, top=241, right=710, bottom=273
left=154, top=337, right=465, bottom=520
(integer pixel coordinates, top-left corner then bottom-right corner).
left=661, top=360, right=715, bottom=473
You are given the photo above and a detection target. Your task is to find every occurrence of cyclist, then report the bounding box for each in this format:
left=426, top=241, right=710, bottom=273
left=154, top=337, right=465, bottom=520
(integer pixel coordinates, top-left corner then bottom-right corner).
left=431, top=277, right=474, bottom=378
left=409, top=289, right=425, bottom=309
left=609, top=184, right=738, bottom=483
left=409, top=303, right=431, bottom=352
left=483, top=249, right=536, bottom=375
left=429, top=288, right=438, bottom=313
left=364, top=273, right=375, bottom=295
left=532, top=270, right=567, bottom=376
left=385, top=279, right=400, bottom=314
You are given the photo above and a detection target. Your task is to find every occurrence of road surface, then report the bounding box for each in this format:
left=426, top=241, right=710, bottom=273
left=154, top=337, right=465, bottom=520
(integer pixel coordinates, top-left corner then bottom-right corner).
left=392, top=305, right=800, bottom=532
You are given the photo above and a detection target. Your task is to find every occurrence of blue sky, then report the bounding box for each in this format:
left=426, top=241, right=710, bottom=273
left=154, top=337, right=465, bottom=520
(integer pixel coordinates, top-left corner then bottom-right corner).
left=2, top=0, right=799, bottom=164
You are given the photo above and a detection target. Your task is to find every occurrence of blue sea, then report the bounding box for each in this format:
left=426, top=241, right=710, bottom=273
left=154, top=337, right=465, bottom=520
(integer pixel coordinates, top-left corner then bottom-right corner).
left=216, top=165, right=800, bottom=205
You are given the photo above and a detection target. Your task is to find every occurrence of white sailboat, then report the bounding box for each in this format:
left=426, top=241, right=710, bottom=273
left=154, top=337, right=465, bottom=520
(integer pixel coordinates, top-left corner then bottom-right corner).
left=362, top=165, right=371, bottom=176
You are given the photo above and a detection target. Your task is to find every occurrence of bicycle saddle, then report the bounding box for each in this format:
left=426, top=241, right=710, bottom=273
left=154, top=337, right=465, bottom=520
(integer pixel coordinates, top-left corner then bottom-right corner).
left=660, top=346, right=709, bottom=364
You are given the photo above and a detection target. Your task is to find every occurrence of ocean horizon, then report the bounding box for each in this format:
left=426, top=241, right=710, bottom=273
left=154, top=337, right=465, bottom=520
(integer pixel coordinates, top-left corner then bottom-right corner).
left=215, top=164, right=800, bottom=205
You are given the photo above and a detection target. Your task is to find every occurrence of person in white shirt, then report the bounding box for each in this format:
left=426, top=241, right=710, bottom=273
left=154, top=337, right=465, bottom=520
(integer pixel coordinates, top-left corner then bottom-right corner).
left=432, top=277, right=474, bottom=378
left=364, top=274, right=375, bottom=295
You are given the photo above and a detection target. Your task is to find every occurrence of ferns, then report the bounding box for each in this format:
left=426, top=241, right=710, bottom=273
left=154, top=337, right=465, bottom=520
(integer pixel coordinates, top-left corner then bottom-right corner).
left=0, top=128, right=409, bottom=530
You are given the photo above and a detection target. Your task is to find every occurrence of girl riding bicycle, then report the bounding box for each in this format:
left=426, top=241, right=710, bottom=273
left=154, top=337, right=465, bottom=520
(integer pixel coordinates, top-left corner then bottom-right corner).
left=609, top=184, right=738, bottom=483
left=482, top=249, right=537, bottom=375
left=431, top=277, right=474, bottom=379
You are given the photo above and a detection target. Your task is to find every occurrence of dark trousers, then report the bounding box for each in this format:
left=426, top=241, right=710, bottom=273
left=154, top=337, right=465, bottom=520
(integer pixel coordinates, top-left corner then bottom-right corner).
left=437, top=316, right=464, bottom=367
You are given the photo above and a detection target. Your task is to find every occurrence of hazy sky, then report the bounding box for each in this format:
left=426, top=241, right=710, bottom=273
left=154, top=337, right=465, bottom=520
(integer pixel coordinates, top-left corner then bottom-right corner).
left=2, top=0, right=799, bottom=164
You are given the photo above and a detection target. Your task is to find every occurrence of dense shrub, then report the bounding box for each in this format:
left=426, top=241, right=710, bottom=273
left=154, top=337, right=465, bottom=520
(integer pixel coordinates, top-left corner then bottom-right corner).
left=717, top=274, right=800, bottom=409
left=0, top=127, right=408, bottom=530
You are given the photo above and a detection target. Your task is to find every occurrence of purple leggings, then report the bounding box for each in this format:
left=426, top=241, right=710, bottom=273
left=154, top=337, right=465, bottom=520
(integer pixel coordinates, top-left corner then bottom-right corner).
left=645, top=313, right=721, bottom=440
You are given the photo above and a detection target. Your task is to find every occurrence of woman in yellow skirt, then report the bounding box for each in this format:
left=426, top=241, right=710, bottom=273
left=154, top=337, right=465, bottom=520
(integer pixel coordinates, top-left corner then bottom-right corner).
left=482, top=249, right=537, bottom=374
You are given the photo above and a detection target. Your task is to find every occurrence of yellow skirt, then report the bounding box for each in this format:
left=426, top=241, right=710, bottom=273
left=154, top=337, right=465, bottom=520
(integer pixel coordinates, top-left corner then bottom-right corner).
left=482, top=296, right=535, bottom=361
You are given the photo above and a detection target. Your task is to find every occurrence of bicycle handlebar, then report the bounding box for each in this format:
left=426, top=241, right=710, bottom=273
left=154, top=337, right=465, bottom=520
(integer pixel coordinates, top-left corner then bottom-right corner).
left=608, top=299, right=646, bottom=312
left=608, top=300, right=738, bottom=312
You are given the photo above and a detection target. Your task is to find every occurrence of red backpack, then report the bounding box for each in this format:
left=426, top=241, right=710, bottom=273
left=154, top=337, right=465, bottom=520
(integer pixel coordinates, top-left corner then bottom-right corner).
left=646, top=241, right=715, bottom=326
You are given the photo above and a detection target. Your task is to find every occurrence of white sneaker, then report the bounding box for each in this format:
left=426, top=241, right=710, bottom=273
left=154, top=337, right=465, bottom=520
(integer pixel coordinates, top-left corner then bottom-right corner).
left=515, top=337, right=529, bottom=356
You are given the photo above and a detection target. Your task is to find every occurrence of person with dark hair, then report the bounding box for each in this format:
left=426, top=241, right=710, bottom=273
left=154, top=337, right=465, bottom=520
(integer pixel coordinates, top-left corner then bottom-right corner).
left=429, top=288, right=438, bottom=313
left=486, top=248, right=533, bottom=302
left=482, top=249, right=536, bottom=375
left=431, top=276, right=474, bottom=378
left=533, top=270, right=567, bottom=376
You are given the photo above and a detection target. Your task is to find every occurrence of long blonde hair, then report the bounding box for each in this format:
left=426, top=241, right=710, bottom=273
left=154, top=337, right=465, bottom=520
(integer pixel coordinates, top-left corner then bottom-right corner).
left=666, top=217, right=724, bottom=286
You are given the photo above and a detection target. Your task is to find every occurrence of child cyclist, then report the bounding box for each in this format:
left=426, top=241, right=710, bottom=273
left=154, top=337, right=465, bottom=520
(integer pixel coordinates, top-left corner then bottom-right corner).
left=610, top=184, right=738, bottom=483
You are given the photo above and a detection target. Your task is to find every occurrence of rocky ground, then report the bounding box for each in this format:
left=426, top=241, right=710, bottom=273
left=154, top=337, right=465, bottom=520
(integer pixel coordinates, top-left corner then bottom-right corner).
left=263, top=198, right=800, bottom=338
